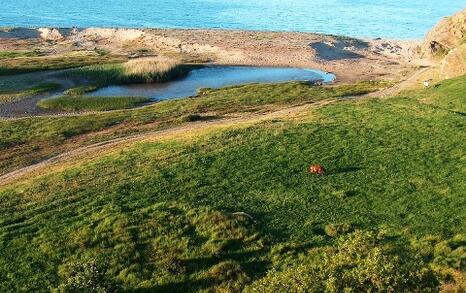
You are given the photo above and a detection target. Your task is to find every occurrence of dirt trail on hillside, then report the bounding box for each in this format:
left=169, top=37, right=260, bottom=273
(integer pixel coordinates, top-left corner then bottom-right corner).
left=0, top=99, right=335, bottom=186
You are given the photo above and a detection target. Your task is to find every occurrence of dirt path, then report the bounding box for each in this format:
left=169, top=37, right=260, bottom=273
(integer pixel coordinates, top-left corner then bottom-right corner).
left=0, top=99, right=335, bottom=186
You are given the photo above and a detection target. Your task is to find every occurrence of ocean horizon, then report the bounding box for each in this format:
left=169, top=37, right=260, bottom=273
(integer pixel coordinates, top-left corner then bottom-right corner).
left=1, top=0, right=465, bottom=39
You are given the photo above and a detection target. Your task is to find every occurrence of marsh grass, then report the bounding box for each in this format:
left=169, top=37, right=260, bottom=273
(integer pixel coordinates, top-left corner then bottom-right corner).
left=0, top=52, right=127, bottom=75
left=37, top=96, right=151, bottom=111
left=63, top=85, right=100, bottom=96
left=0, top=82, right=61, bottom=105
left=69, top=57, right=200, bottom=85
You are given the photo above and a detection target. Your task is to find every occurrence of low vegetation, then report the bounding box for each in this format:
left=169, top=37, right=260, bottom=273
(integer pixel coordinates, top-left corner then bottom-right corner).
left=0, top=81, right=383, bottom=175
left=37, top=96, right=151, bottom=111
left=247, top=231, right=439, bottom=292
left=0, top=75, right=464, bottom=291
left=0, top=50, right=41, bottom=59
left=0, top=82, right=61, bottom=105
left=69, top=57, right=199, bottom=85
left=63, top=85, right=100, bottom=96
left=0, top=51, right=126, bottom=75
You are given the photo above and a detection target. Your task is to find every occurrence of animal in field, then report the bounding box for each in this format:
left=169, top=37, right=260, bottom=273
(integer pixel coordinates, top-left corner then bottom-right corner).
left=308, top=164, right=326, bottom=175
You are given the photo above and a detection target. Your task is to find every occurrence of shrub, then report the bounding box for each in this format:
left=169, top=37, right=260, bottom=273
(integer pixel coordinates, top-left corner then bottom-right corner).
left=55, top=258, right=120, bottom=293
left=324, top=223, right=354, bottom=237
left=246, top=231, right=439, bottom=292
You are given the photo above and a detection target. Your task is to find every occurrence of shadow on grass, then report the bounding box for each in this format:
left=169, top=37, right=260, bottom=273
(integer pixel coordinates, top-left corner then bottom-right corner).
left=185, top=248, right=269, bottom=275
left=131, top=256, right=270, bottom=293
left=331, top=166, right=362, bottom=175
left=130, top=277, right=216, bottom=293
left=179, top=114, right=223, bottom=123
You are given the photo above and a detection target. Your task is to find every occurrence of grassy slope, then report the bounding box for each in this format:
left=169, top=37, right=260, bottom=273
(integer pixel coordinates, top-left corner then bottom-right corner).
left=0, top=81, right=381, bottom=176
left=0, top=76, right=465, bottom=291
left=37, top=96, right=151, bottom=111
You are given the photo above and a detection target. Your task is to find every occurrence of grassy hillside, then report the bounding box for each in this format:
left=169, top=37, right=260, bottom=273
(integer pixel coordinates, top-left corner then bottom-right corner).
left=0, top=81, right=382, bottom=176
left=0, top=76, right=465, bottom=292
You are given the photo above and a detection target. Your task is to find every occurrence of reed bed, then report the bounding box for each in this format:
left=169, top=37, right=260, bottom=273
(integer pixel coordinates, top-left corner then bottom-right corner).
left=70, top=57, right=199, bottom=85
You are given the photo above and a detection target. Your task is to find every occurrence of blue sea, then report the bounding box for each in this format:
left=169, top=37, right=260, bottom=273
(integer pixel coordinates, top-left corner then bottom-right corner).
left=0, top=0, right=465, bottom=39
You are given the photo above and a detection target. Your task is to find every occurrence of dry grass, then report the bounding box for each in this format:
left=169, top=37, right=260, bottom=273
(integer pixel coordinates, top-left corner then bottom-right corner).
left=69, top=56, right=197, bottom=85
left=124, top=56, right=181, bottom=76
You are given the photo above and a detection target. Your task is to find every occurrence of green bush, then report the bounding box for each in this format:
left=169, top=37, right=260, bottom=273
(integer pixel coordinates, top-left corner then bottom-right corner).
left=54, top=258, right=120, bottom=293
left=247, top=231, right=439, bottom=292
left=324, top=223, right=354, bottom=237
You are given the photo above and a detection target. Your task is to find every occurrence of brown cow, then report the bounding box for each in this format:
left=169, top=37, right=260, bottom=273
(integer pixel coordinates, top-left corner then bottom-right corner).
left=308, top=164, right=326, bottom=175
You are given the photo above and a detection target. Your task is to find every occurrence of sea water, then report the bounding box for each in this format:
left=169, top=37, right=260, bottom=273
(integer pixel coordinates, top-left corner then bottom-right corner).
left=1, top=0, right=464, bottom=39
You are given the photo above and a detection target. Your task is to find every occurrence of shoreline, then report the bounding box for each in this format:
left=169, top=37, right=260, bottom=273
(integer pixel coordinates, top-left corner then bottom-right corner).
left=0, top=26, right=434, bottom=118
left=0, top=27, right=425, bottom=83
left=0, top=26, right=422, bottom=42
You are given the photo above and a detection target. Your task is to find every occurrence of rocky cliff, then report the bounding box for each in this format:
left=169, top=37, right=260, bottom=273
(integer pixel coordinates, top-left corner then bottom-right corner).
left=424, top=8, right=466, bottom=79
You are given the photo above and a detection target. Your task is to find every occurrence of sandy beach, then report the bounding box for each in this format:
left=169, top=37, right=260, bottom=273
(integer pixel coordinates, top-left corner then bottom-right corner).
left=0, top=27, right=424, bottom=83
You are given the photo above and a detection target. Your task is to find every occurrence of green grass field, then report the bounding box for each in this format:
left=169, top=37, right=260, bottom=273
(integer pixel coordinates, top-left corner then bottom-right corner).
left=0, top=81, right=382, bottom=176
left=0, top=76, right=465, bottom=292
left=37, top=96, right=151, bottom=111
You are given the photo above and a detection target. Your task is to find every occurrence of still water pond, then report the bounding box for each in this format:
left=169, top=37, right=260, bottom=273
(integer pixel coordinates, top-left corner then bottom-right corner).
left=89, top=66, right=335, bottom=100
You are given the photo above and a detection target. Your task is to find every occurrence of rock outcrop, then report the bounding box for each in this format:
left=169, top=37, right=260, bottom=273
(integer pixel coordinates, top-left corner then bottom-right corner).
left=423, top=8, right=466, bottom=57
left=423, top=8, right=466, bottom=79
